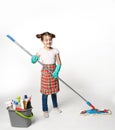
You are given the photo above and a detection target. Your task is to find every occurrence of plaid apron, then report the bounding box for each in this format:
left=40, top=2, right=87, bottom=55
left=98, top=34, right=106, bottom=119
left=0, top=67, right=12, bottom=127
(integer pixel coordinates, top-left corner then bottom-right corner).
left=40, top=64, right=60, bottom=95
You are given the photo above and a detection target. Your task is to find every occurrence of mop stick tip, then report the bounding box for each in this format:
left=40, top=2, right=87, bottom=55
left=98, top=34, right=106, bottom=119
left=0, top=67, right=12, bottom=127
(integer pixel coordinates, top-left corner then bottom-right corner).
left=6, top=35, right=15, bottom=42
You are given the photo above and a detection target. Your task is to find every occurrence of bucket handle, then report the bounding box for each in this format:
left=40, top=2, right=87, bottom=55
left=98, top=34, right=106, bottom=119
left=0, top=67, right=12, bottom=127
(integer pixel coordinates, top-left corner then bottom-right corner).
left=15, top=110, right=33, bottom=119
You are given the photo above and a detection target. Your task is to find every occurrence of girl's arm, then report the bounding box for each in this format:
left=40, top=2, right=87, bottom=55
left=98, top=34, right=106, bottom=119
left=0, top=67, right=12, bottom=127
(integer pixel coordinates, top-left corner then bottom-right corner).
left=56, top=53, right=61, bottom=65
left=52, top=54, right=61, bottom=78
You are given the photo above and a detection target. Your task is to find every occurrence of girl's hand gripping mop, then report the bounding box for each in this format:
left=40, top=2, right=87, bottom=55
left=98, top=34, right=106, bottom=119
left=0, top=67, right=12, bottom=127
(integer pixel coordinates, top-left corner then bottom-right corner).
left=6, top=35, right=112, bottom=115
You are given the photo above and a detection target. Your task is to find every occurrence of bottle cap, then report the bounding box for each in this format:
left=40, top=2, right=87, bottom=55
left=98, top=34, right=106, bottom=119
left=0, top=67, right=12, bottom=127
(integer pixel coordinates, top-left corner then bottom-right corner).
left=24, top=95, right=28, bottom=99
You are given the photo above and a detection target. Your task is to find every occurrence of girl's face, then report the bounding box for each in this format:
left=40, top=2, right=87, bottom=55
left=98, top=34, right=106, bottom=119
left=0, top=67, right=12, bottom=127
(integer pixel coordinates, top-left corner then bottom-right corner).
left=42, top=35, right=52, bottom=48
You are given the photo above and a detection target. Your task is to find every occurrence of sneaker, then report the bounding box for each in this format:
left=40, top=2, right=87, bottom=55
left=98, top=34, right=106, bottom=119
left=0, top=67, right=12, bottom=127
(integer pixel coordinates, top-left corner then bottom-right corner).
left=54, top=107, right=62, bottom=113
left=43, top=112, right=49, bottom=118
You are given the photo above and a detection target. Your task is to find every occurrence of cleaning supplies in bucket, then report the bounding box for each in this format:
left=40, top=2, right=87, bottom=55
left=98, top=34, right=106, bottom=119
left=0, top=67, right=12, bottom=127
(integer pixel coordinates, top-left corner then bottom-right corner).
left=5, top=95, right=32, bottom=110
left=6, top=95, right=33, bottom=127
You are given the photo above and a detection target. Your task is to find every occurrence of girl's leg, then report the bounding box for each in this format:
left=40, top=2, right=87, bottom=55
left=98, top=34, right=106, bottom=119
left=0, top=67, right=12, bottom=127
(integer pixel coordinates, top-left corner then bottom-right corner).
left=51, top=93, right=62, bottom=113
left=51, top=93, right=58, bottom=108
left=42, top=94, right=49, bottom=117
left=42, top=94, right=48, bottom=111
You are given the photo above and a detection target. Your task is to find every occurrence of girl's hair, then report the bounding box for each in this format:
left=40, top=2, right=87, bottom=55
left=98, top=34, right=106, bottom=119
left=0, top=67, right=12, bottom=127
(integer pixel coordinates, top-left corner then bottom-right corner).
left=36, top=32, right=55, bottom=41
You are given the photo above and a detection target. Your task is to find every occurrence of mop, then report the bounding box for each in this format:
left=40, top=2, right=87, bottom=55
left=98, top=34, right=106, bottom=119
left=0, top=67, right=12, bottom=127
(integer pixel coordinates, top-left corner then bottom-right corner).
left=6, top=35, right=112, bottom=115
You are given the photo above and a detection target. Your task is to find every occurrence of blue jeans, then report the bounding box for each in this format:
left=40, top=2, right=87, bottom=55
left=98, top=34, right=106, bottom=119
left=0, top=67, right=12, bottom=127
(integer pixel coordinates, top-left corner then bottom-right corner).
left=42, top=93, right=58, bottom=112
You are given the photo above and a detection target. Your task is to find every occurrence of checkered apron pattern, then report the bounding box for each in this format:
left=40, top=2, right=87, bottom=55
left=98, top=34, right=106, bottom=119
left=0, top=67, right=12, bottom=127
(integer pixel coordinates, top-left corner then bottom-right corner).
left=40, top=64, right=60, bottom=95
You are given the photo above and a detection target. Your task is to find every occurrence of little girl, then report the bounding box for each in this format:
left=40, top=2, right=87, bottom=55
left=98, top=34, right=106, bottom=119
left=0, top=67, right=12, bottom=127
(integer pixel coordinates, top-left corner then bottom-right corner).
left=31, top=32, right=62, bottom=118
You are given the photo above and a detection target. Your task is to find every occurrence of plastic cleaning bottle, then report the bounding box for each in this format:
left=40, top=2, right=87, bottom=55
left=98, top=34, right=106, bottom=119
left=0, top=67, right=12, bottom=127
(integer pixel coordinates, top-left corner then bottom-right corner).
left=12, top=100, right=18, bottom=110
left=26, top=96, right=32, bottom=109
left=15, top=96, right=22, bottom=109
left=16, top=96, right=21, bottom=103
left=5, top=101, right=13, bottom=109
left=23, top=95, right=28, bottom=109
left=20, top=97, right=24, bottom=109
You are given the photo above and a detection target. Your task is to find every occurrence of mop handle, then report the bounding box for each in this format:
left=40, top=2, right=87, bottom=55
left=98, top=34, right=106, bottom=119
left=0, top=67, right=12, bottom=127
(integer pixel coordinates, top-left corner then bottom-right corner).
left=6, top=35, right=88, bottom=103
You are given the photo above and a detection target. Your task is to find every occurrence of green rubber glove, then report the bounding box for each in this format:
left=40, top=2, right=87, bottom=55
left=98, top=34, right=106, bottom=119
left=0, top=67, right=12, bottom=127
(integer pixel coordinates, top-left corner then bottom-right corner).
left=31, top=55, right=39, bottom=64
left=52, top=64, right=61, bottom=78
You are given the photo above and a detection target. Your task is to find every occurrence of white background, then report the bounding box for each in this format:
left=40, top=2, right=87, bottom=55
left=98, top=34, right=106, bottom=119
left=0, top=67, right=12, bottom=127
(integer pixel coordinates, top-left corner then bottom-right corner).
left=0, top=0, right=115, bottom=130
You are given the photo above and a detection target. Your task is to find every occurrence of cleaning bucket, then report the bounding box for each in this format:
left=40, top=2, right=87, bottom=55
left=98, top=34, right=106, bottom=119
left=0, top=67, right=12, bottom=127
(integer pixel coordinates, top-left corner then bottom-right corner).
left=7, top=108, right=33, bottom=127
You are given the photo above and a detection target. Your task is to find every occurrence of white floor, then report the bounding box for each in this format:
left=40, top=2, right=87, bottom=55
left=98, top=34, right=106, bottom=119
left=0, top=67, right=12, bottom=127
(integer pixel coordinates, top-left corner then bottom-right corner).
left=1, top=84, right=115, bottom=130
